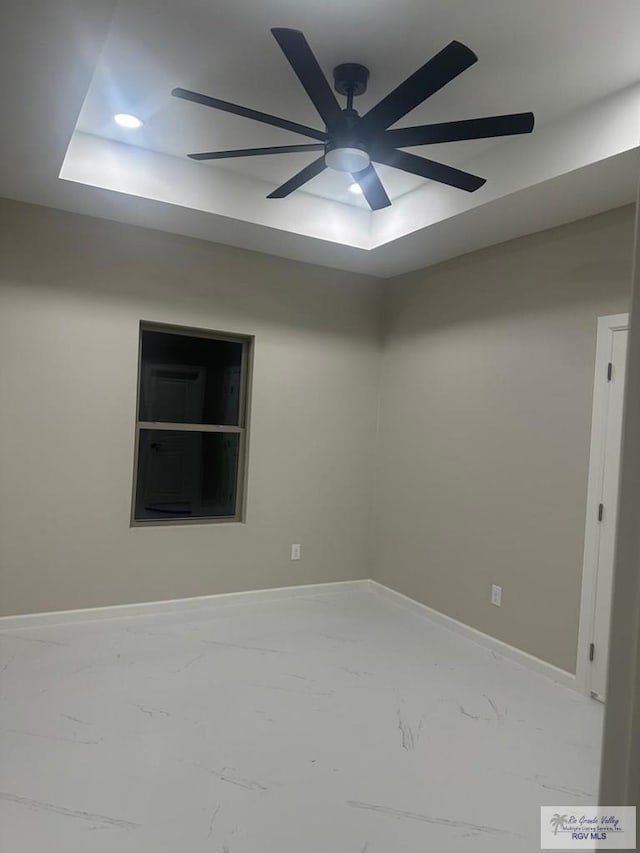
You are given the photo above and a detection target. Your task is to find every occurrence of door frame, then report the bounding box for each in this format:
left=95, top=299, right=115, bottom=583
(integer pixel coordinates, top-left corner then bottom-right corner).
left=576, top=312, right=629, bottom=696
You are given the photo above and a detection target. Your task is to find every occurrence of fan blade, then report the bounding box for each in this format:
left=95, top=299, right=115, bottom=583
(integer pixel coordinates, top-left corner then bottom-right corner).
left=189, top=144, right=325, bottom=161
left=371, top=148, right=485, bottom=191
left=358, top=41, right=477, bottom=135
left=351, top=165, right=391, bottom=210
left=267, top=156, right=327, bottom=198
left=385, top=112, right=535, bottom=147
left=271, top=28, right=343, bottom=130
left=172, top=87, right=326, bottom=141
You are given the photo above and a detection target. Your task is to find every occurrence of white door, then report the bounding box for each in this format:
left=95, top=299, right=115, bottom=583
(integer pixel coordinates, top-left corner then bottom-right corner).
left=139, top=364, right=205, bottom=514
left=588, top=325, right=628, bottom=701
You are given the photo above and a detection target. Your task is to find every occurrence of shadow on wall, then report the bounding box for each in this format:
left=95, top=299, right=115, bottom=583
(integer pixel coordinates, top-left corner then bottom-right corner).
left=383, top=205, right=635, bottom=338
left=0, top=198, right=383, bottom=339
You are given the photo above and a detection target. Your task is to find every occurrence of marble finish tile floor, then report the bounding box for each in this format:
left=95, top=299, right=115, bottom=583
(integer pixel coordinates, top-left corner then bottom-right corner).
left=0, top=588, right=602, bottom=852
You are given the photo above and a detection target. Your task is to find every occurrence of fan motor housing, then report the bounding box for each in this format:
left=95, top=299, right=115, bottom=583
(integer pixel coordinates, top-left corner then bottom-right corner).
left=333, top=63, right=370, bottom=97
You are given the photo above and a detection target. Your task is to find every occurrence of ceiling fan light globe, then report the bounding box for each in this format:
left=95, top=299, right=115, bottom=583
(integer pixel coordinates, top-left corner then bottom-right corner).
left=325, top=146, right=370, bottom=173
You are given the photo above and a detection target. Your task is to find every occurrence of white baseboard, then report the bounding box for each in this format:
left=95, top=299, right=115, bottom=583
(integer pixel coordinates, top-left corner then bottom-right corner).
left=369, top=581, right=579, bottom=692
left=0, top=579, right=370, bottom=629
left=0, top=577, right=580, bottom=694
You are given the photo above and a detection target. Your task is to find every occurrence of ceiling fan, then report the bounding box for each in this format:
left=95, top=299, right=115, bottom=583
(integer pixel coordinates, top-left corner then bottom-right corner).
left=172, top=28, right=534, bottom=210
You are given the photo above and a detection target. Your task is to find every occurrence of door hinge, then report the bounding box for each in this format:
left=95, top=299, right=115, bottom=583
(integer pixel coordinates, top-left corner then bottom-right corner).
left=607, top=362, right=613, bottom=381
left=589, top=643, right=595, bottom=662
left=598, top=503, right=604, bottom=521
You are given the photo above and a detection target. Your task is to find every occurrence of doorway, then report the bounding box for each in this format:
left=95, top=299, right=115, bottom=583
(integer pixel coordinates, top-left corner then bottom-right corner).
left=578, top=313, right=629, bottom=701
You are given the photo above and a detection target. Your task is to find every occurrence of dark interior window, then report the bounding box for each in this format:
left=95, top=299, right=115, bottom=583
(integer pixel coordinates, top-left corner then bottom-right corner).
left=139, top=331, right=243, bottom=425
left=133, top=326, right=249, bottom=523
left=135, top=430, right=240, bottom=520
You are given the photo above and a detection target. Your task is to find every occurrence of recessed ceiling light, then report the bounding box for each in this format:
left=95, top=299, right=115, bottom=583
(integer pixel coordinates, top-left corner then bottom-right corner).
left=114, top=113, right=143, bottom=129
left=349, top=183, right=363, bottom=195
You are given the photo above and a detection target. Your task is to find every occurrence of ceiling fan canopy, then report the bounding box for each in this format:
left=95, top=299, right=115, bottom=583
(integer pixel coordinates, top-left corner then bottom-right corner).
left=172, top=28, right=535, bottom=210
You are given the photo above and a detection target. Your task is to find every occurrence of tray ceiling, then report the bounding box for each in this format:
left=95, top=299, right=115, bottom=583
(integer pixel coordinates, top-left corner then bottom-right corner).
left=1, top=0, right=639, bottom=275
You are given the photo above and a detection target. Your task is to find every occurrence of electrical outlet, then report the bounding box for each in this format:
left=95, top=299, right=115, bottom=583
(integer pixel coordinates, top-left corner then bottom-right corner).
left=291, top=543, right=301, bottom=561
left=491, top=584, right=502, bottom=607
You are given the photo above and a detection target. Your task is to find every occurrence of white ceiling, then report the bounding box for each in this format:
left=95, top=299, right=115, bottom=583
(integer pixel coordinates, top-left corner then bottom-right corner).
left=1, top=0, right=639, bottom=277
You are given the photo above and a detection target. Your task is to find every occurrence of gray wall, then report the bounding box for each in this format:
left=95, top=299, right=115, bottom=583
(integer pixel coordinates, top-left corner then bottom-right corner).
left=0, top=198, right=635, bottom=677
left=371, top=206, right=634, bottom=673
left=0, top=199, right=382, bottom=616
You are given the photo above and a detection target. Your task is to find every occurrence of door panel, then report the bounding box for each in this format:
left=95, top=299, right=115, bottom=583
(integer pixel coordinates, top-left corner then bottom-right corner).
left=141, top=364, right=205, bottom=423
left=137, top=430, right=201, bottom=515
